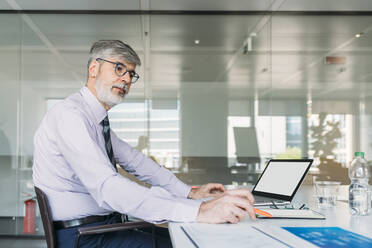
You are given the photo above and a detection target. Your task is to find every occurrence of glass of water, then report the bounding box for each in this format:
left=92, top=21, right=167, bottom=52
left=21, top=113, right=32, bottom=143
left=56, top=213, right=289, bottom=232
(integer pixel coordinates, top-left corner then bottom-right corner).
left=314, top=181, right=341, bottom=208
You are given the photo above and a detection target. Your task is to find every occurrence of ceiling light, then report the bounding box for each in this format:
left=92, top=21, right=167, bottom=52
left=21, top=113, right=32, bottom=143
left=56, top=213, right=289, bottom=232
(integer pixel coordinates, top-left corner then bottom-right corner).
left=355, top=32, right=364, bottom=38
left=194, top=39, right=200, bottom=44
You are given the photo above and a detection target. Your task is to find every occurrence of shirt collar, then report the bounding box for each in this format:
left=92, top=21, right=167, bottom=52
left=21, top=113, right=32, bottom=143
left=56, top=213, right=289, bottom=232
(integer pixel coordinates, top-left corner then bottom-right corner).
left=80, top=86, right=107, bottom=124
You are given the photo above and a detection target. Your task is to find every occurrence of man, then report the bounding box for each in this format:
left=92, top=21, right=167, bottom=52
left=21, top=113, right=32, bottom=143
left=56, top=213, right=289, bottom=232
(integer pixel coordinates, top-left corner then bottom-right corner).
left=33, top=40, right=256, bottom=248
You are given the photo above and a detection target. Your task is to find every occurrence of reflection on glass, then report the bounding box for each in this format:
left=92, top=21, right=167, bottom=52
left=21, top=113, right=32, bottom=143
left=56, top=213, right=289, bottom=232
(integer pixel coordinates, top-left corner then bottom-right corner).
left=309, top=112, right=351, bottom=184
left=0, top=13, right=372, bottom=237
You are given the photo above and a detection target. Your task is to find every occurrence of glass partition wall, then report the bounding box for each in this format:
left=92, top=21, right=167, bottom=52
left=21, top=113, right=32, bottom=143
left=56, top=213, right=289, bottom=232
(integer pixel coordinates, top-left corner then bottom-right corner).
left=1, top=12, right=372, bottom=236
left=0, top=14, right=23, bottom=236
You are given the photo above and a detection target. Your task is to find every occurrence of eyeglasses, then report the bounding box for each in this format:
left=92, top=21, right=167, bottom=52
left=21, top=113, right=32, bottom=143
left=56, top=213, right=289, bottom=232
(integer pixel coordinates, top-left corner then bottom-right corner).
left=96, top=58, right=139, bottom=83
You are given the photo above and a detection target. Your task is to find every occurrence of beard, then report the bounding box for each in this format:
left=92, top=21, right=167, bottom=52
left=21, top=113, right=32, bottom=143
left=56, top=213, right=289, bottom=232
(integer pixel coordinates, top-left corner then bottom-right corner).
left=94, top=77, right=128, bottom=108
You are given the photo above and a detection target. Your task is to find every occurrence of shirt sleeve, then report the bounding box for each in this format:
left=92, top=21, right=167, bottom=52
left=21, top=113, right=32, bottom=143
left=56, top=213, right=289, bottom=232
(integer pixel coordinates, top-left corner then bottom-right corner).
left=110, top=131, right=192, bottom=198
left=54, top=109, right=201, bottom=223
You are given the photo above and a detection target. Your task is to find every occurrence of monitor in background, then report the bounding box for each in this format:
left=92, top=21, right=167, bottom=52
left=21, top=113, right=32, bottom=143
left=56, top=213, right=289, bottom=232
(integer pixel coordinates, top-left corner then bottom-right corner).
left=233, top=127, right=260, bottom=166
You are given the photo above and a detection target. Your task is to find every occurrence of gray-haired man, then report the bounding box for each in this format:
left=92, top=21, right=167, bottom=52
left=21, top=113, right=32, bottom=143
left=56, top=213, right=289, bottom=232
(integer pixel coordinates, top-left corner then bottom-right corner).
left=33, top=40, right=256, bottom=248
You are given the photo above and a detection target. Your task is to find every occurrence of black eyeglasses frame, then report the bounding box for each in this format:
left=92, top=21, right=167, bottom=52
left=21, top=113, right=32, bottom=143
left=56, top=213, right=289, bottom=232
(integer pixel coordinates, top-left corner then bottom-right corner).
left=96, top=58, right=139, bottom=83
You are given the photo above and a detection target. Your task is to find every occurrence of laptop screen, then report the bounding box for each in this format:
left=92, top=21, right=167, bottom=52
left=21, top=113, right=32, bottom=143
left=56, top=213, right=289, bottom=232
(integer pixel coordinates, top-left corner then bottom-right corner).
left=252, top=159, right=313, bottom=201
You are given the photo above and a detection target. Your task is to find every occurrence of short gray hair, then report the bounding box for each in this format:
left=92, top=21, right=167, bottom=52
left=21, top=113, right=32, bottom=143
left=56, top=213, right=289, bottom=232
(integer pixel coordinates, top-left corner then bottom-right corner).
left=87, top=40, right=141, bottom=73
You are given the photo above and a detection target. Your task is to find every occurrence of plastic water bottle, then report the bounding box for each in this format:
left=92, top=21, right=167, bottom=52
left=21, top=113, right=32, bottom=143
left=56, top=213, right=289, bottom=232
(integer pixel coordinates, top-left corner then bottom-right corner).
left=349, top=152, right=371, bottom=215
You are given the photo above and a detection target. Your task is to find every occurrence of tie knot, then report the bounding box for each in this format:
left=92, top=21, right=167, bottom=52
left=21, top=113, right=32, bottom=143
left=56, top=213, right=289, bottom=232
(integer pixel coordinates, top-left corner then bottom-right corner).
left=102, top=116, right=110, bottom=127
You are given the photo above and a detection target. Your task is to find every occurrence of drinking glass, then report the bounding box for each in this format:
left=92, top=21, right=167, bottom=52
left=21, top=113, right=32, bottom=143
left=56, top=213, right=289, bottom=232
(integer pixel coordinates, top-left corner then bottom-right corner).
left=314, top=181, right=341, bottom=208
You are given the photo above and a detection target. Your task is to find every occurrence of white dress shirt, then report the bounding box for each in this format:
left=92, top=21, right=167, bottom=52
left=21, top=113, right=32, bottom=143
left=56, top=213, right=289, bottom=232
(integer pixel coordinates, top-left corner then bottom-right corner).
left=33, top=86, right=201, bottom=223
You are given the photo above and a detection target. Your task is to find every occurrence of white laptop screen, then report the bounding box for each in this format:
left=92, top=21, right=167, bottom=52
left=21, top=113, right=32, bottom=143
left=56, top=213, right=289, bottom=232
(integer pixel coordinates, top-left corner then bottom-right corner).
left=254, top=161, right=311, bottom=196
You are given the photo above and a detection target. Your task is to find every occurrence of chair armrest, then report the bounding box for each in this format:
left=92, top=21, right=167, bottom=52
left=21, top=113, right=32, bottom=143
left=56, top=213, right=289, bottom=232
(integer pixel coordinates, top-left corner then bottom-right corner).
left=77, top=221, right=154, bottom=236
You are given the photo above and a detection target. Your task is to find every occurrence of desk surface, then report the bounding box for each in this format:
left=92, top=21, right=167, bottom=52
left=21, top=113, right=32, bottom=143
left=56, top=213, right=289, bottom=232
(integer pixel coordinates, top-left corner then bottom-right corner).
left=169, top=185, right=372, bottom=248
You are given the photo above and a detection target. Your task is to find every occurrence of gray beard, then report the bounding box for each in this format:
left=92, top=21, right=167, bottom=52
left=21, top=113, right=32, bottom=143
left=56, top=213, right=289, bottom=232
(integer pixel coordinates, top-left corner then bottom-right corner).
left=94, top=78, right=125, bottom=108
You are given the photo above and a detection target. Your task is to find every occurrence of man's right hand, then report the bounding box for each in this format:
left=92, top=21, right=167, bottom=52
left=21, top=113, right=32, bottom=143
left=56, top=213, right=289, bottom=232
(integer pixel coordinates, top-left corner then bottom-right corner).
left=197, top=188, right=256, bottom=224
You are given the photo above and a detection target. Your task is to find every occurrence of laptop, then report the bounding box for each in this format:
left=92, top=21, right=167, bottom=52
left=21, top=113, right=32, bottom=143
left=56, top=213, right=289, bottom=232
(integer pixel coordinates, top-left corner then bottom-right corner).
left=252, top=159, right=313, bottom=206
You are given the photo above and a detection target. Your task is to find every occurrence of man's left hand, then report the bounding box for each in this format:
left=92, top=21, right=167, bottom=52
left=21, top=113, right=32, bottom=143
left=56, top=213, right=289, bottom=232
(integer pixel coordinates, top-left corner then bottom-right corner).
left=188, top=183, right=225, bottom=199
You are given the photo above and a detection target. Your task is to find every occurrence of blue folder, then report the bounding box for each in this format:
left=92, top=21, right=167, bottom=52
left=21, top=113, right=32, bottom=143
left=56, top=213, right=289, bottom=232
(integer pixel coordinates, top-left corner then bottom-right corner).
left=282, top=227, right=372, bottom=248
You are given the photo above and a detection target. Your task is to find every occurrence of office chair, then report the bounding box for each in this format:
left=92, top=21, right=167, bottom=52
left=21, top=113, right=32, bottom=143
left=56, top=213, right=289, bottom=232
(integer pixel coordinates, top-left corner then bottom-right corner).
left=34, top=186, right=156, bottom=248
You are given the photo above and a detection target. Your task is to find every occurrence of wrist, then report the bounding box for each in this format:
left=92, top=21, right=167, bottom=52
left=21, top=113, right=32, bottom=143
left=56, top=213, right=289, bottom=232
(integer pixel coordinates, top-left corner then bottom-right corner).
left=197, top=202, right=207, bottom=222
left=188, top=187, right=197, bottom=199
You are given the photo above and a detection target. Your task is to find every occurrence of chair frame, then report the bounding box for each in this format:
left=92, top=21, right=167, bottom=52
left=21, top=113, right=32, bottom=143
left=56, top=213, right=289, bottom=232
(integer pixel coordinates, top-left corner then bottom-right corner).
left=34, top=186, right=157, bottom=248
left=75, top=220, right=156, bottom=248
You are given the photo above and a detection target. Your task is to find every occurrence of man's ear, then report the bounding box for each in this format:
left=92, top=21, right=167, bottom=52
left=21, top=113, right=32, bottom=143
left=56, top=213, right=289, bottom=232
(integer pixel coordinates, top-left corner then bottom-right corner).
left=88, top=60, right=99, bottom=78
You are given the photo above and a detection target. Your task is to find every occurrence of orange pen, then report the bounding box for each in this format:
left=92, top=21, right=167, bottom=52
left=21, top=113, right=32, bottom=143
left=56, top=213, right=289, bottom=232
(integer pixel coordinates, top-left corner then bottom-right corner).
left=254, top=208, right=273, bottom=218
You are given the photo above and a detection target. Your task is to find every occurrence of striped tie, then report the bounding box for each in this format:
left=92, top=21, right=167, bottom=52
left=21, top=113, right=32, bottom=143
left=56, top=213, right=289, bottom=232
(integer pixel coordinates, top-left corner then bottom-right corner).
left=102, top=116, right=117, bottom=172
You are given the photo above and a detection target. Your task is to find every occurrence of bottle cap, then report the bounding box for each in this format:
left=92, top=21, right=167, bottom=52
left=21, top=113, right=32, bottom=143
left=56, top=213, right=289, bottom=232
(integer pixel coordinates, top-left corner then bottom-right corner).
left=355, top=152, right=364, bottom=158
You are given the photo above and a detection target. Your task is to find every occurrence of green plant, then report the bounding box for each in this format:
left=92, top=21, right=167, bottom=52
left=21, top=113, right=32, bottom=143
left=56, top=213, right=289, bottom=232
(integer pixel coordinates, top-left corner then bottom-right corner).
left=309, top=112, right=342, bottom=159
left=275, top=146, right=302, bottom=159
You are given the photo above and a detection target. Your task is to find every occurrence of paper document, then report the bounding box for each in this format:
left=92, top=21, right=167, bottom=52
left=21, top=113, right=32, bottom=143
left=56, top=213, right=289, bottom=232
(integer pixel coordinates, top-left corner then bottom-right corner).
left=180, top=224, right=316, bottom=248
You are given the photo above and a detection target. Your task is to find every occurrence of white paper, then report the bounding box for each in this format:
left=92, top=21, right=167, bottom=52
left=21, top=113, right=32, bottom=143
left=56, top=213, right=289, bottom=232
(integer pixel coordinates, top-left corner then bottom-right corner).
left=181, top=224, right=293, bottom=248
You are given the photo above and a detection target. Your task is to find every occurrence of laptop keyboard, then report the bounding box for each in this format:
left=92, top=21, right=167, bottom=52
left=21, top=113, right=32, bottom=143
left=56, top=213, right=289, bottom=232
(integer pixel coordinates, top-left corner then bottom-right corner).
left=253, top=196, right=289, bottom=206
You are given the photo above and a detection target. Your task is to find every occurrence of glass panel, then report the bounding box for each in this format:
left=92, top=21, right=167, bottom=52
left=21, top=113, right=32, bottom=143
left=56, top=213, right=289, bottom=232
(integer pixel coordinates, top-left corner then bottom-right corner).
left=149, top=14, right=272, bottom=185
left=224, top=11, right=273, bottom=183
left=1, top=12, right=372, bottom=237
left=149, top=99, right=180, bottom=169
left=0, top=14, right=21, bottom=235
left=271, top=15, right=372, bottom=185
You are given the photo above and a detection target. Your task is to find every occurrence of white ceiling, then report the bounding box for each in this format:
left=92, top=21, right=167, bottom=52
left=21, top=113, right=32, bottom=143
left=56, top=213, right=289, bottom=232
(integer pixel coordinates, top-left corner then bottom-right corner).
left=1, top=0, right=372, bottom=11
left=1, top=0, right=372, bottom=101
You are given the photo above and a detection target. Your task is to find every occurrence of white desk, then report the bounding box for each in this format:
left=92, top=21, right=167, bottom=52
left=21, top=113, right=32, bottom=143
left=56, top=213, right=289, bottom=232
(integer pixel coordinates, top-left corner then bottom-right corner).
left=169, top=185, right=372, bottom=248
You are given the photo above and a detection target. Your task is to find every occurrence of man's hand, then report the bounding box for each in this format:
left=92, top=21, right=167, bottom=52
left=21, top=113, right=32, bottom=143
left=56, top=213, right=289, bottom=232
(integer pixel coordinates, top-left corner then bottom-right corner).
left=197, top=188, right=256, bottom=224
left=188, top=183, right=225, bottom=199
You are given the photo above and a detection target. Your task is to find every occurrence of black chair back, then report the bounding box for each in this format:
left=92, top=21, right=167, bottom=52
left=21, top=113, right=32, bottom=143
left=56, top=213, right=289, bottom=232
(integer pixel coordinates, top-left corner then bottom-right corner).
left=35, top=186, right=56, bottom=248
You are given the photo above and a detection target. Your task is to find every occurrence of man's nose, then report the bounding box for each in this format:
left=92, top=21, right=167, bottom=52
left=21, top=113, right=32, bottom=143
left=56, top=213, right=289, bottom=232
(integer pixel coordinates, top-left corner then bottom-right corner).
left=120, top=72, right=131, bottom=84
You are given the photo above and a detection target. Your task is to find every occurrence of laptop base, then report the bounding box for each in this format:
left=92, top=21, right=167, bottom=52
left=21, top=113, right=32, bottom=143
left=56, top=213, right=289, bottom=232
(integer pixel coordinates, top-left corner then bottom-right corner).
left=253, top=195, right=290, bottom=207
